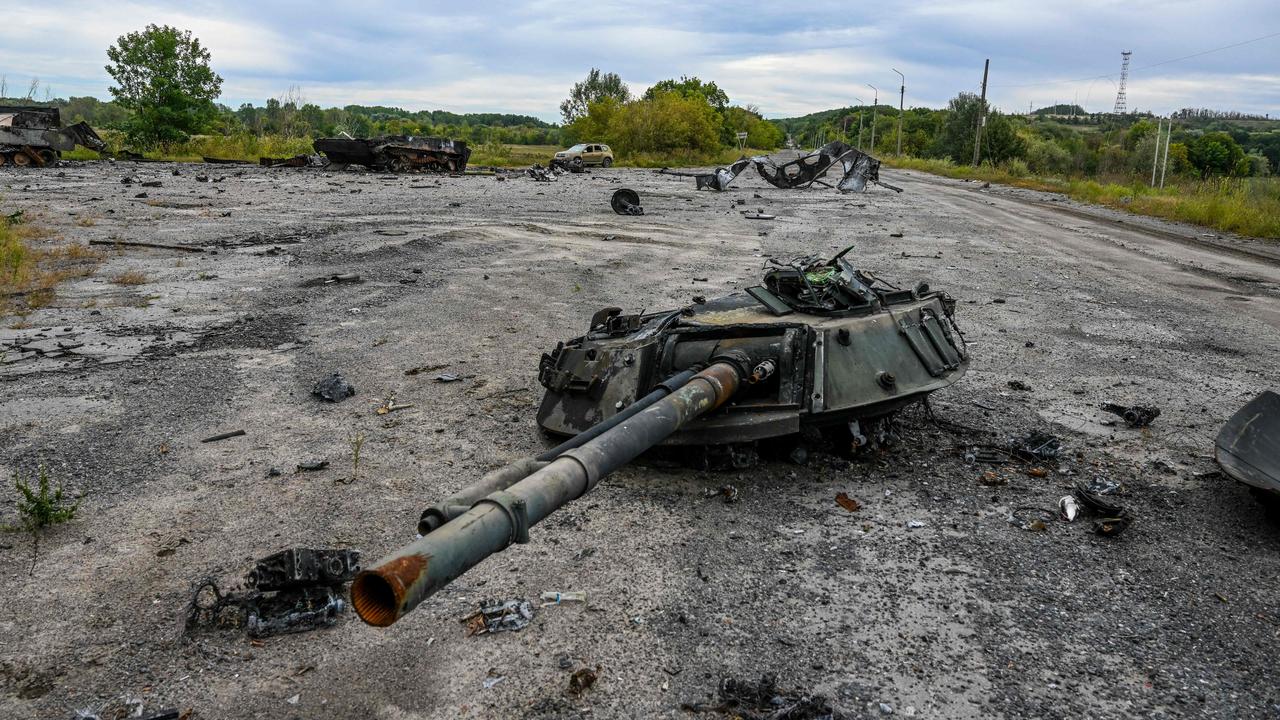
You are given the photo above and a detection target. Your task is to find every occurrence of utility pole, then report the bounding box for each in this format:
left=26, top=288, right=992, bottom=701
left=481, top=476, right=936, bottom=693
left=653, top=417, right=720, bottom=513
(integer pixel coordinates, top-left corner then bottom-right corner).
left=972, top=59, right=989, bottom=167
left=1157, top=117, right=1167, bottom=185
left=1160, top=121, right=1171, bottom=188
left=892, top=68, right=905, bottom=156
left=855, top=95, right=865, bottom=149
left=867, top=84, right=878, bottom=152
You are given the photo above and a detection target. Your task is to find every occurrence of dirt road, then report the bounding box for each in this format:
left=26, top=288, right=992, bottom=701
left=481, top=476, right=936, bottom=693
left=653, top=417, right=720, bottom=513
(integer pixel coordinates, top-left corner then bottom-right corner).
left=2, top=162, right=1278, bottom=719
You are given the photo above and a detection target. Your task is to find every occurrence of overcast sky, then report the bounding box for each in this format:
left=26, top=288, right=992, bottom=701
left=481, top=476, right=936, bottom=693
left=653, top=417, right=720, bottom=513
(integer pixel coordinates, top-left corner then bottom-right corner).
left=1, top=1, right=1276, bottom=121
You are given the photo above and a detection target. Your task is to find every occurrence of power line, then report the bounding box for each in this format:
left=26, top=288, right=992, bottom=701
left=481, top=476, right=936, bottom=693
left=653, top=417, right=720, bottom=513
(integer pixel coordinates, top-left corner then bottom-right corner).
left=990, top=30, right=1280, bottom=89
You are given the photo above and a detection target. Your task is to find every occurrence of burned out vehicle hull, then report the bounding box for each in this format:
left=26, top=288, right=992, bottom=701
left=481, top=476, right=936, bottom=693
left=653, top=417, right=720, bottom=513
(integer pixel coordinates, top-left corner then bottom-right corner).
left=537, top=248, right=967, bottom=445
left=670, top=141, right=894, bottom=193
left=313, top=135, right=470, bottom=172
left=0, top=106, right=105, bottom=167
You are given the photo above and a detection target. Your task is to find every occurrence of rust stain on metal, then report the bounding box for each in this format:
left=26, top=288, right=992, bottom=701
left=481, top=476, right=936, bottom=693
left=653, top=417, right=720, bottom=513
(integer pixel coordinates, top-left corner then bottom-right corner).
left=352, top=553, right=429, bottom=626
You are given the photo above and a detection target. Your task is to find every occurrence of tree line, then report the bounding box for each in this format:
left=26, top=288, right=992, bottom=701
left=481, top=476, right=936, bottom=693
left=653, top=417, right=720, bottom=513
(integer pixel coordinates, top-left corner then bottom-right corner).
left=5, top=24, right=1275, bottom=178
left=775, top=95, right=1278, bottom=180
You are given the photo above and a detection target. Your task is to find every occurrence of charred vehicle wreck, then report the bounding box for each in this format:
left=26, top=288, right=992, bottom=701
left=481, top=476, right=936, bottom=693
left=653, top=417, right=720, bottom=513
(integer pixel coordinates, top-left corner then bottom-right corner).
left=350, top=246, right=967, bottom=627
left=0, top=106, right=106, bottom=167
left=313, top=135, right=470, bottom=172
left=665, top=141, right=899, bottom=193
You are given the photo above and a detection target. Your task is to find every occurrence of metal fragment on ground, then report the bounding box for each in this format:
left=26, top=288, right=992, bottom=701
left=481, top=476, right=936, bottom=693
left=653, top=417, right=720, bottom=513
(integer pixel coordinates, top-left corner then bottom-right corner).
left=1214, top=390, right=1280, bottom=494
left=184, top=548, right=360, bottom=639
left=460, top=598, right=534, bottom=636
left=610, top=188, right=644, bottom=215
left=1101, top=402, right=1161, bottom=427
left=1011, top=431, right=1060, bottom=462
left=312, top=372, right=356, bottom=401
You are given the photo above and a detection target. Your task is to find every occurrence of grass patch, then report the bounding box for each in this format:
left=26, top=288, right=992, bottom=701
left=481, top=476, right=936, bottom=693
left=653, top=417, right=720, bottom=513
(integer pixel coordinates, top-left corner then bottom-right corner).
left=885, top=156, right=1280, bottom=240
left=1, top=213, right=101, bottom=317
left=110, top=270, right=148, bottom=286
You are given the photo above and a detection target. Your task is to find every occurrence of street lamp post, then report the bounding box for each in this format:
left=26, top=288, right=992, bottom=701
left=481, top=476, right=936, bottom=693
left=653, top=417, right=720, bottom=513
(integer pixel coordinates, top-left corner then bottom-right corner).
left=867, top=84, right=878, bottom=152
left=892, top=68, right=905, bottom=156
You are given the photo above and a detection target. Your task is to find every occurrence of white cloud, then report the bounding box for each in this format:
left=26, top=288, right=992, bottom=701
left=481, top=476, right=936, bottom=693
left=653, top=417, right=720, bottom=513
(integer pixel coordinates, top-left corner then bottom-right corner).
left=0, top=0, right=1275, bottom=119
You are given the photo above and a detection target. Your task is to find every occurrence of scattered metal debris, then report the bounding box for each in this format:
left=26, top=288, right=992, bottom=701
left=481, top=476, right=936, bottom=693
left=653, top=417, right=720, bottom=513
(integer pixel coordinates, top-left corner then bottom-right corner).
left=302, top=273, right=362, bottom=287
left=1059, top=494, right=1081, bottom=522
left=312, top=372, right=356, bottom=402
left=568, top=667, right=599, bottom=695
left=1093, top=514, right=1132, bottom=537
left=834, top=492, right=862, bottom=512
left=704, top=485, right=739, bottom=503
left=200, top=429, right=246, bottom=443
left=461, top=599, right=535, bottom=636
left=376, top=395, right=414, bottom=414
left=88, top=239, right=204, bottom=253
left=260, top=154, right=327, bottom=168
left=1009, top=507, right=1053, bottom=532
left=1101, top=402, right=1161, bottom=427
left=185, top=548, right=360, bottom=639
left=1011, top=431, right=1060, bottom=462
left=540, top=590, right=587, bottom=606
left=681, top=675, right=847, bottom=719
left=610, top=188, right=644, bottom=215
left=314, top=135, right=470, bottom=172
left=1214, top=390, right=1280, bottom=495
left=527, top=163, right=558, bottom=182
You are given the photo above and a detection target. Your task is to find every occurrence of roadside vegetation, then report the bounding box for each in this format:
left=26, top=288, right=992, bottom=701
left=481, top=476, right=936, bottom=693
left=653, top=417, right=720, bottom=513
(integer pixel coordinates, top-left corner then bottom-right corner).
left=1, top=211, right=101, bottom=318
left=886, top=157, right=1280, bottom=239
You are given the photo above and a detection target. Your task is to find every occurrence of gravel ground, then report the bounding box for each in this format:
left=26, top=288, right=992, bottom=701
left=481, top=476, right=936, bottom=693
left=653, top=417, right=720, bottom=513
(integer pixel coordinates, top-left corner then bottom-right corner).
left=1, top=161, right=1279, bottom=720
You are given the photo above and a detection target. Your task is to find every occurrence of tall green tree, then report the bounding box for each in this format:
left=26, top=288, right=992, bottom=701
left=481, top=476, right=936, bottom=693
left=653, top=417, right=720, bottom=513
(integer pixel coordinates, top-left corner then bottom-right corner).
left=560, top=68, right=630, bottom=125
left=643, top=76, right=729, bottom=110
left=105, top=25, right=223, bottom=147
left=930, top=92, right=1024, bottom=165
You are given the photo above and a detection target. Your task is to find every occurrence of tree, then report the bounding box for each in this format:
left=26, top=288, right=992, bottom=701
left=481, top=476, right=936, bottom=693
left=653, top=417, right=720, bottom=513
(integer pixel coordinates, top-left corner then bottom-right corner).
left=1187, top=131, right=1246, bottom=178
left=643, top=76, right=729, bottom=110
left=105, top=25, right=223, bottom=146
left=560, top=68, right=630, bottom=125
left=929, top=93, right=1024, bottom=165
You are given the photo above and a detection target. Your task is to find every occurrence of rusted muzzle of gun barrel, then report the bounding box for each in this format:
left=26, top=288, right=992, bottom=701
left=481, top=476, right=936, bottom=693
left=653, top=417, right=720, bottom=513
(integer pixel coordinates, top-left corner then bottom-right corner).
left=351, top=362, right=742, bottom=627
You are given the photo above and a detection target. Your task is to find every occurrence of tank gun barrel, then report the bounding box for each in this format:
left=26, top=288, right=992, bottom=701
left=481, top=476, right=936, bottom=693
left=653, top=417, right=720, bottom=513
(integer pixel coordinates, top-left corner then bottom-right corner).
left=352, top=361, right=746, bottom=627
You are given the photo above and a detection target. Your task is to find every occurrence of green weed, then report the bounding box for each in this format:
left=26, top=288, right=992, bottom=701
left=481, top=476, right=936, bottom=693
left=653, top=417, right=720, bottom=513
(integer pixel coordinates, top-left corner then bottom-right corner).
left=5, top=466, right=81, bottom=574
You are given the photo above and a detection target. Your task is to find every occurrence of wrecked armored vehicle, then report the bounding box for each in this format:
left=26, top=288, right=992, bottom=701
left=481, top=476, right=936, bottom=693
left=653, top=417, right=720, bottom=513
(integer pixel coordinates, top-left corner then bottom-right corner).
left=0, top=106, right=106, bottom=167
left=351, top=247, right=967, bottom=627
left=313, top=135, right=470, bottom=172
left=668, top=141, right=896, bottom=193
left=537, top=245, right=966, bottom=445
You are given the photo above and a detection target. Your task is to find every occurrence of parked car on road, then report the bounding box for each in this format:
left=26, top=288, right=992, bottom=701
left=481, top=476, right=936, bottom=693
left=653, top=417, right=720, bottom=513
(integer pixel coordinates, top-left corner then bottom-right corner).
left=552, top=143, right=614, bottom=169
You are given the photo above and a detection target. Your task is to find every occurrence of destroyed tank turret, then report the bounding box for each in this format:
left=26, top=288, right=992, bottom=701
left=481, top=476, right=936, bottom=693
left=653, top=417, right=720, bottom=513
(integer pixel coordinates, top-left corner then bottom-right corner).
left=0, top=106, right=106, bottom=168
left=350, top=247, right=967, bottom=627
left=313, top=135, right=470, bottom=172
left=536, top=245, right=967, bottom=447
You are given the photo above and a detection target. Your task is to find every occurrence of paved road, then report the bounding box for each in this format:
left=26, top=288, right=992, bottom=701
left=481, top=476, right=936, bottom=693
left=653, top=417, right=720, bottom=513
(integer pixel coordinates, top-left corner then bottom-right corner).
left=1, top=163, right=1277, bottom=719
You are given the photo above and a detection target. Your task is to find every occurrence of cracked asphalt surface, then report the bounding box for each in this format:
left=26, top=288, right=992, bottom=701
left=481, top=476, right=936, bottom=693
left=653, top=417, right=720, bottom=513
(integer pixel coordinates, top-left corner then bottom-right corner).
left=2, top=161, right=1279, bottom=719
